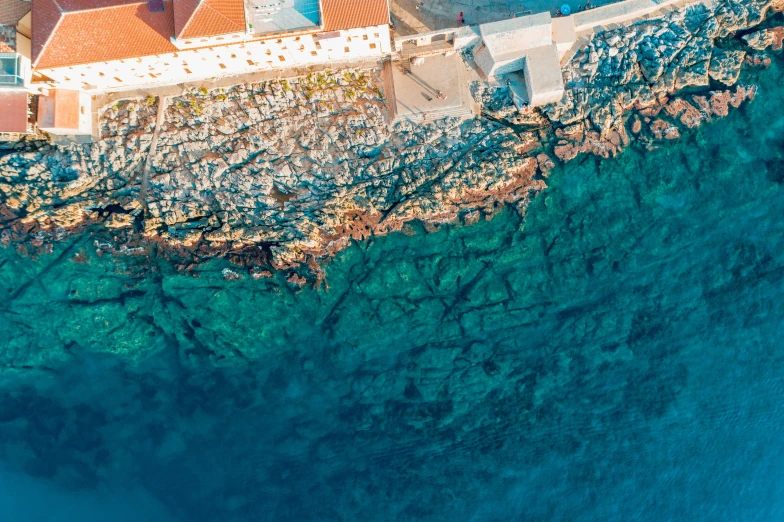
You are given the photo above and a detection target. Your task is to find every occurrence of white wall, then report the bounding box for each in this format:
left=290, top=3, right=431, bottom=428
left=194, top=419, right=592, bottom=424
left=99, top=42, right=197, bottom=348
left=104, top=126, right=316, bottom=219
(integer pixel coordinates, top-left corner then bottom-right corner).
left=172, top=31, right=253, bottom=50
left=36, top=25, right=391, bottom=94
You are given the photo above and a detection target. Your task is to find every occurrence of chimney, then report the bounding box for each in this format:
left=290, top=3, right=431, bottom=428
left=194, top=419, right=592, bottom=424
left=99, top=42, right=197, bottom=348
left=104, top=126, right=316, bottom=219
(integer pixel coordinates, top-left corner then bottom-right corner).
left=148, top=0, right=165, bottom=12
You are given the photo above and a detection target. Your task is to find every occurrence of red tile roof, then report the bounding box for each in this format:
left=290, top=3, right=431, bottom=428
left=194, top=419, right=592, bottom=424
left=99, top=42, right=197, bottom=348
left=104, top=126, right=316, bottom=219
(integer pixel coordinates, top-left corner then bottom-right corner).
left=32, top=0, right=178, bottom=69
left=0, top=0, right=31, bottom=25
left=30, top=0, right=389, bottom=70
left=322, top=0, right=389, bottom=31
left=175, top=0, right=245, bottom=39
left=0, top=91, right=29, bottom=134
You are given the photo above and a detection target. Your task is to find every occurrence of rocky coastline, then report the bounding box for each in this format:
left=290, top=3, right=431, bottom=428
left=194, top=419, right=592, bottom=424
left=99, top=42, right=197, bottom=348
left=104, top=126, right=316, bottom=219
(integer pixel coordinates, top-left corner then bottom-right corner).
left=1, top=0, right=783, bottom=284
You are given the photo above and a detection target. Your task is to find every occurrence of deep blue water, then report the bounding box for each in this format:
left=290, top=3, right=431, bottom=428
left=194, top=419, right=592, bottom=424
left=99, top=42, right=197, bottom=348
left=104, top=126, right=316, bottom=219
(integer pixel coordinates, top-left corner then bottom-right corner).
left=2, top=56, right=784, bottom=521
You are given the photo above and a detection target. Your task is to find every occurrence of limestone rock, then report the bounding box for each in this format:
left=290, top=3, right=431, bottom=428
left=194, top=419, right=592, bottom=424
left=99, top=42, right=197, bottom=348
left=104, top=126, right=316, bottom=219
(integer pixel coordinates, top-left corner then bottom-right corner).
left=650, top=119, right=681, bottom=139
left=708, top=50, right=746, bottom=85
left=743, top=28, right=776, bottom=50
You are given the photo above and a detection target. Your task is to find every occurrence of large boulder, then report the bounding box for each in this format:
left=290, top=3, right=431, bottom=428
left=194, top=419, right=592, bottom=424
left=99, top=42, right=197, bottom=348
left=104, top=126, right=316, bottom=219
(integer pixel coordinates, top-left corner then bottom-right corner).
left=743, top=28, right=775, bottom=50
left=708, top=49, right=746, bottom=85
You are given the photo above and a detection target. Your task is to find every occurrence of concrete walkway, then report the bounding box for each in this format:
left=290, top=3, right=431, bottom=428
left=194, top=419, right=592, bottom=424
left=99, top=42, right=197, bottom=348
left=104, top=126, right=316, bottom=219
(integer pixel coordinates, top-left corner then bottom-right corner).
left=391, top=0, right=620, bottom=36
left=392, top=53, right=473, bottom=122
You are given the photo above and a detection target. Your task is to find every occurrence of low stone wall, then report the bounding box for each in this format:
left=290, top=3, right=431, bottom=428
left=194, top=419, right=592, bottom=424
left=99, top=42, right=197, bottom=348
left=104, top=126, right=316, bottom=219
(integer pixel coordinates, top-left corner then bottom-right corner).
left=572, top=0, right=715, bottom=33
left=393, top=25, right=481, bottom=53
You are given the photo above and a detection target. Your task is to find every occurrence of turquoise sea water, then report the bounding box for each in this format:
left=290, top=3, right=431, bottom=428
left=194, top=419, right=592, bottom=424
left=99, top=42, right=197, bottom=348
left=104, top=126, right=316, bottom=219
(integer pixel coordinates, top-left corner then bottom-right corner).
left=3, top=57, right=784, bottom=520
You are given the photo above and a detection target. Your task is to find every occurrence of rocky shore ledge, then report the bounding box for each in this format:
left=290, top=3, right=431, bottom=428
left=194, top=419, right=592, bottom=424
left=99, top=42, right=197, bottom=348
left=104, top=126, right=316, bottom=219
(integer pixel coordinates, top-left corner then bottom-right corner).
left=1, top=0, right=783, bottom=284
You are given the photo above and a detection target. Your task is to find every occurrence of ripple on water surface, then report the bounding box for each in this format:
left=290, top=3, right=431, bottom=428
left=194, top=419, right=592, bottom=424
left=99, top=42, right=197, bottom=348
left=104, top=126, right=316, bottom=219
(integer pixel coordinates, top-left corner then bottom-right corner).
left=2, top=56, right=784, bottom=522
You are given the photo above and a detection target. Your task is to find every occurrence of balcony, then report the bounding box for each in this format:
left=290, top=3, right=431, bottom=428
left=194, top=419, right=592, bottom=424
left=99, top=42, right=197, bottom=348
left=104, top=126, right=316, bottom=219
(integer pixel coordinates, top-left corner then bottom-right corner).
left=0, top=53, right=24, bottom=88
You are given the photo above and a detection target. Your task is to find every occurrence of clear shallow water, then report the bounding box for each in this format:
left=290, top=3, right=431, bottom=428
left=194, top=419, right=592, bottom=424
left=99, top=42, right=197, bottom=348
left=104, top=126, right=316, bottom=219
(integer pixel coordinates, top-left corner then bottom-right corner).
left=3, top=59, right=784, bottom=521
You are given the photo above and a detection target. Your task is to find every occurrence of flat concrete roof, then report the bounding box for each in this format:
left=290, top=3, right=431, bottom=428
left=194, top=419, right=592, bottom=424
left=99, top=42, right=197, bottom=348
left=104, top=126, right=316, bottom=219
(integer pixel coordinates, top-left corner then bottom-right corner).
left=38, top=89, right=80, bottom=130
left=524, top=43, right=563, bottom=94
left=479, top=12, right=552, bottom=56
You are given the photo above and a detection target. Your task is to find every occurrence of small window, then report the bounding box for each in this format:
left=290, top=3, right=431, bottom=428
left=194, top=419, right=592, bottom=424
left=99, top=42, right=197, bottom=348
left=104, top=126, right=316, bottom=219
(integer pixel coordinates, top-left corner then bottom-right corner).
left=344, top=46, right=350, bottom=52
left=184, top=68, right=192, bottom=74
left=278, top=56, right=285, bottom=62
left=80, top=106, right=85, bottom=115
left=363, top=35, right=368, bottom=40
left=219, top=63, right=227, bottom=69
left=374, top=33, right=379, bottom=38
left=311, top=51, right=317, bottom=56
left=113, top=77, right=122, bottom=82
left=247, top=59, right=254, bottom=65
left=216, top=37, right=224, bottom=41
left=370, top=43, right=376, bottom=49
left=231, top=53, right=236, bottom=58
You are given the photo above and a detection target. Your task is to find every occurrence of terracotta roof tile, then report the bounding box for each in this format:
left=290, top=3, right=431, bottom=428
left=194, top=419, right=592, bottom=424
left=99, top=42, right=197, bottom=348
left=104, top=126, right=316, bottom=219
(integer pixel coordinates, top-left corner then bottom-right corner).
left=0, top=0, right=31, bottom=26
left=173, top=0, right=198, bottom=36
left=55, top=0, right=139, bottom=10
left=34, top=0, right=177, bottom=69
left=0, top=91, right=29, bottom=134
left=175, top=0, right=245, bottom=39
left=321, top=0, right=389, bottom=32
left=32, top=0, right=68, bottom=65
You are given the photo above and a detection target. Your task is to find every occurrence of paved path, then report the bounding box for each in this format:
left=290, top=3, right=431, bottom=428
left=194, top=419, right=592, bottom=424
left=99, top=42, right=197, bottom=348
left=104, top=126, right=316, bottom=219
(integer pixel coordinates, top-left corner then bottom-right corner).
left=391, top=0, right=619, bottom=36
left=138, top=95, right=168, bottom=210
left=381, top=60, right=399, bottom=124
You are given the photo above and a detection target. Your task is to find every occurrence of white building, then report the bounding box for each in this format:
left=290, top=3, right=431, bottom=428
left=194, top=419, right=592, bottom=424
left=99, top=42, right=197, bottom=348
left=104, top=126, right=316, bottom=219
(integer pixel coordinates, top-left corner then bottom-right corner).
left=473, top=13, right=569, bottom=107
left=28, top=0, right=391, bottom=94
